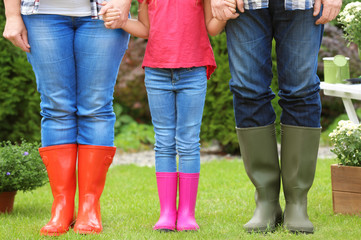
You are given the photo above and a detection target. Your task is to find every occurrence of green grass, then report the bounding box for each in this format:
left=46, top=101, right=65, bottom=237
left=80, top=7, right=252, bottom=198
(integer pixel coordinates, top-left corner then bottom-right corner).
left=1, top=158, right=360, bottom=239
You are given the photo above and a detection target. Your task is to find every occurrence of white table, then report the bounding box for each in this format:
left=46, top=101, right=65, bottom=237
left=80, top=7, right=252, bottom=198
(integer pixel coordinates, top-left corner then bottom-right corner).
left=320, top=82, right=361, bottom=124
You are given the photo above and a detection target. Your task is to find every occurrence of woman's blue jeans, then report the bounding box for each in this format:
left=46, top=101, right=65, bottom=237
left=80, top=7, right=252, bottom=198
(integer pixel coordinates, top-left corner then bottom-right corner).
left=22, top=14, right=129, bottom=147
left=144, top=67, right=207, bottom=174
left=226, top=0, right=324, bottom=128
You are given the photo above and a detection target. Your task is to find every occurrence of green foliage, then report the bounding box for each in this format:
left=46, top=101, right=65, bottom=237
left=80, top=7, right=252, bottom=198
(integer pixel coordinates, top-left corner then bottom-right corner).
left=0, top=2, right=41, bottom=143
left=338, top=2, right=361, bottom=47
left=130, top=0, right=139, bottom=17
left=0, top=140, right=48, bottom=192
left=114, top=103, right=155, bottom=152
left=201, top=33, right=237, bottom=153
left=201, top=33, right=281, bottom=154
left=329, top=120, right=361, bottom=166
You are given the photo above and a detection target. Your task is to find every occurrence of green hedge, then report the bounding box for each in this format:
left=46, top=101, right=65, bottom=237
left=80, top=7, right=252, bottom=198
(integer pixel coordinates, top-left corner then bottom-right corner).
left=201, top=33, right=281, bottom=154
left=0, top=4, right=41, bottom=142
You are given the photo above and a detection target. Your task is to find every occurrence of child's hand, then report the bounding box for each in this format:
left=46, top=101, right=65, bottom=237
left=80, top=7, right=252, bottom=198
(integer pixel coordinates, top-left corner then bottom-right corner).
left=103, top=9, right=122, bottom=29
left=225, top=0, right=239, bottom=17
left=100, top=1, right=123, bottom=29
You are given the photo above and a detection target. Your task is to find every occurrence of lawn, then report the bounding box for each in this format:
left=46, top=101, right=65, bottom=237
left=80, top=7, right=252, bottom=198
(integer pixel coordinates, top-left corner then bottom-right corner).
left=1, top=158, right=360, bottom=240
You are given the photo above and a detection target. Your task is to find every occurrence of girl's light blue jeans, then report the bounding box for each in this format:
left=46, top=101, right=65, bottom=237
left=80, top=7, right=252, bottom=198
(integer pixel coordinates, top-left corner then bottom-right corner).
left=226, top=0, right=324, bottom=128
left=22, top=14, right=129, bottom=147
left=144, top=67, right=207, bottom=174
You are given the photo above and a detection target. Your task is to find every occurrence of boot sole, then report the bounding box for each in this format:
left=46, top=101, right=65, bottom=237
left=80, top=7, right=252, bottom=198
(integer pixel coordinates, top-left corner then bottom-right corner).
left=287, top=226, right=314, bottom=234
left=40, top=231, right=67, bottom=236
left=245, top=226, right=276, bottom=234
left=156, top=229, right=175, bottom=232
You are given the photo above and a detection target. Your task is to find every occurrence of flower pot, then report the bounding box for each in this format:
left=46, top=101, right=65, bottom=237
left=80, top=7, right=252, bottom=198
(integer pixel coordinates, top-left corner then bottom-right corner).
left=331, top=164, right=361, bottom=215
left=0, top=191, right=17, bottom=214
left=323, top=56, right=350, bottom=84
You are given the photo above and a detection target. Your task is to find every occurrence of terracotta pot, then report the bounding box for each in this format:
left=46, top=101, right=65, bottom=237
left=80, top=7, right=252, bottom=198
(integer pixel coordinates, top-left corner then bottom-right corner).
left=0, top=191, right=17, bottom=214
left=331, top=164, right=361, bottom=215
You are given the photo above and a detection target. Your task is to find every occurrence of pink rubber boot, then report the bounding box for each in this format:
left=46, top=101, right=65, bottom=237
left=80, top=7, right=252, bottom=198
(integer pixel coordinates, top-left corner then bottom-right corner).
left=176, top=172, right=200, bottom=231
left=153, top=172, right=178, bottom=231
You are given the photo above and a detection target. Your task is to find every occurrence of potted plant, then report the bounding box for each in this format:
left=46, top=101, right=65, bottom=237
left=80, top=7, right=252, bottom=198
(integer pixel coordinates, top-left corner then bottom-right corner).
left=338, top=2, right=361, bottom=60
left=329, top=120, right=361, bottom=215
left=0, top=140, right=48, bottom=213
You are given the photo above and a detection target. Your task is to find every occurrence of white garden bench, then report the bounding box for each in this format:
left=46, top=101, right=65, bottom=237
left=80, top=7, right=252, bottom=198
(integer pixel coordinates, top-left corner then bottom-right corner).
left=320, top=82, right=361, bottom=124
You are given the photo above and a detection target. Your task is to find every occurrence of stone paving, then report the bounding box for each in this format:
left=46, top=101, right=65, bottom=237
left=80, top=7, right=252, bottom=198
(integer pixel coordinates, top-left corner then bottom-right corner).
left=111, top=145, right=335, bottom=167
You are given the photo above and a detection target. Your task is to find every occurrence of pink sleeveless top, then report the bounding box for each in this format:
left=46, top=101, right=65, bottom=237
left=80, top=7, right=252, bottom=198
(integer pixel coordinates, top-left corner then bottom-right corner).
left=138, top=0, right=216, bottom=79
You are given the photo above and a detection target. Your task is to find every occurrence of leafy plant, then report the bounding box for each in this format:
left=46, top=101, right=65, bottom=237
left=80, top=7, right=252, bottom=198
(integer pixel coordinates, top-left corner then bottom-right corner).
left=114, top=103, right=155, bottom=152
left=0, top=1, right=41, bottom=143
left=338, top=2, right=361, bottom=47
left=0, top=140, right=48, bottom=192
left=329, top=120, right=361, bottom=166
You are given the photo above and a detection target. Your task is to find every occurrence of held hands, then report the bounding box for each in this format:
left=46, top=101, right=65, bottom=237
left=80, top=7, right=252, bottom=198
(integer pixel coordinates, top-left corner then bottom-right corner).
left=99, top=0, right=131, bottom=29
left=101, top=1, right=123, bottom=29
left=3, top=16, right=30, bottom=52
left=211, top=0, right=242, bottom=21
left=313, top=0, right=342, bottom=25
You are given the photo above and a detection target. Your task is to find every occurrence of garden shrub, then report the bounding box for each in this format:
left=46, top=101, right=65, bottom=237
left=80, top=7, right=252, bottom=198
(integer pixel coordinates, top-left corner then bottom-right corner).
left=0, top=3, right=41, bottom=143
left=201, top=33, right=280, bottom=154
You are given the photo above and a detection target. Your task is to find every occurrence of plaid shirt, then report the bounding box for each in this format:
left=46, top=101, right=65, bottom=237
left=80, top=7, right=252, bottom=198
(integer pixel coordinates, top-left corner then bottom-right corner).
left=21, top=0, right=105, bottom=19
left=244, top=0, right=314, bottom=10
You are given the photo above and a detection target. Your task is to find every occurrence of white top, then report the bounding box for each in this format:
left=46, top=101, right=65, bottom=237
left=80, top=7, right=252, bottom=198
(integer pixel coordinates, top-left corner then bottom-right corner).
left=37, top=0, right=91, bottom=17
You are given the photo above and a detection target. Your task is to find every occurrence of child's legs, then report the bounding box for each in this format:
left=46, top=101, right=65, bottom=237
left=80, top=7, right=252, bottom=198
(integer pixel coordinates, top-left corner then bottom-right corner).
left=145, top=68, right=177, bottom=172
left=175, top=67, right=207, bottom=174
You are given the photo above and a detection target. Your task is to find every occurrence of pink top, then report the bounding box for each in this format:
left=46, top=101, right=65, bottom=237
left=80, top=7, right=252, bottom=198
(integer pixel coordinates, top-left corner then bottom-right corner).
left=138, top=0, right=216, bottom=79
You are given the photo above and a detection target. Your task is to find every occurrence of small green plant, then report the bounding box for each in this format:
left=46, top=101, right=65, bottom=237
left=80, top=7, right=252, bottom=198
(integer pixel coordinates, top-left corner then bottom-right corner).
left=329, top=120, right=361, bottom=166
left=338, top=2, right=361, bottom=47
left=114, top=103, right=155, bottom=152
left=0, top=140, right=48, bottom=192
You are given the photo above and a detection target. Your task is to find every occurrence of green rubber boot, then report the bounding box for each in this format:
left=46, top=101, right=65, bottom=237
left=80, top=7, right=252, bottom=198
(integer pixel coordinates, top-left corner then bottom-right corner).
left=281, top=124, right=321, bottom=234
left=236, top=124, right=283, bottom=233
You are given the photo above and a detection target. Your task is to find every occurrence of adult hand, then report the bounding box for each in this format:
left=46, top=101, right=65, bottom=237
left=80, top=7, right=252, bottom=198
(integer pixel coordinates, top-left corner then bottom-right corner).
left=99, top=0, right=132, bottom=29
left=236, top=0, right=245, bottom=13
left=211, top=0, right=240, bottom=21
left=313, top=0, right=342, bottom=25
left=103, top=7, right=122, bottom=29
left=3, top=15, right=30, bottom=52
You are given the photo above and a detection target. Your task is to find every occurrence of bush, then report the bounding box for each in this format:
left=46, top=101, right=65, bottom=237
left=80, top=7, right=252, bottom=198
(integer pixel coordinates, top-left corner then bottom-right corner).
left=0, top=140, right=48, bottom=192
left=0, top=3, right=41, bottom=143
left=201, top=33, right=281, bottom=154
left=113, top=103, right=155, bottom=152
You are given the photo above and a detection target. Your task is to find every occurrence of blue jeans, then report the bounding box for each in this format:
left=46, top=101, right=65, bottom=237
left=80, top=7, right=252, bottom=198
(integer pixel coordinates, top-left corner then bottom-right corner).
left=226, top=0, right=323, bottom=128
left=22, top=14, right=129, bottom=147
left=144, top=67, right=207, bottom=174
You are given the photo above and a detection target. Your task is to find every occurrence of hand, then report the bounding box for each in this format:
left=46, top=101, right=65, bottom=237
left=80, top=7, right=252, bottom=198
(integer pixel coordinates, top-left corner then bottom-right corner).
left=211, top=0, right=240, bottom=21
left=99, top=0, right=131, bottom=29
left=313, top=0, right=342, bottom=25
left=102, top=4, right=123, bottom=29
left=3, top=15, right=30, bottom=52
left=236, top=0, right=245, bottom=13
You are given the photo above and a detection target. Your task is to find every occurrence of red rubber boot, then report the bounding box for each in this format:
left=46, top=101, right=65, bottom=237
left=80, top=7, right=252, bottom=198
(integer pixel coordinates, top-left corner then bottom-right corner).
left=39, top=144, right=77, bottom=236
left=73, top=145, right=116, bottom=234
